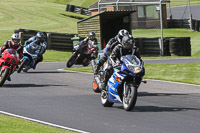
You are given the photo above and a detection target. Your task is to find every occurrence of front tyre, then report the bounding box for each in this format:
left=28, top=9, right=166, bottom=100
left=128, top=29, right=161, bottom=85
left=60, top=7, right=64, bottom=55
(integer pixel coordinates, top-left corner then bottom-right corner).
left=66, top=53, right=78, bottom=68
left=123, top=82, right=138, bottom=111
left=18, top=58, right=28, bottom=73
left=0, top=68, right=10, bottom=87
left=101, top=89, right=114, bottom=107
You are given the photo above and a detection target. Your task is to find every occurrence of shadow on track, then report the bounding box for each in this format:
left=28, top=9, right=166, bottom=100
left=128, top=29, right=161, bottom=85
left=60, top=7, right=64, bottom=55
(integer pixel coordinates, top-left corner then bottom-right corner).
left=134, top=106, right=200, bottom=112
left=111, top=105, right=199, bottom=112
left=3, top=84, right=69, bottom=88
left=138, top=92, right=188, bottom=97
left=19, top=70, right=76, bottom=74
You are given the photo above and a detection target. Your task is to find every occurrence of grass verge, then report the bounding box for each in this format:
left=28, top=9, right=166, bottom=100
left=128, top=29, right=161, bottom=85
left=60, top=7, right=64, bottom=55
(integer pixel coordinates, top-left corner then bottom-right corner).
left=0, top=114, right=74, bottom=133
left=65, top=63, right=200, bottom=85
left=43, top=50, right=72, bottom=62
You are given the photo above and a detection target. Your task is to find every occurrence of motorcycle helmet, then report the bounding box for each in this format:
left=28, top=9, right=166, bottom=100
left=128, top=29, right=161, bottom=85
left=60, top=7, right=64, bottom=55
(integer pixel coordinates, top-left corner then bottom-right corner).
left=11, top=33, right=21, bottom=46
left=88, top=32, right=96, bottom=41
left=117, top=29, right=129, bottom=43
left=121, top=35, right=134, bottom=49
left=36, top=32, right=44, bottom=43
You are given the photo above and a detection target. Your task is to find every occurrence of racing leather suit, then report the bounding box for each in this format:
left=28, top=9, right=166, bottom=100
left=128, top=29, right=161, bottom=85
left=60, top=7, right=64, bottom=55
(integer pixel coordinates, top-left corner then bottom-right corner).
left=0, top=40, right=23, bottom=59
left=25, top=36, right=47, bottom=67
left=102, top=44, right=143, bottom=89
left=83, top=37, right=98, bottom=59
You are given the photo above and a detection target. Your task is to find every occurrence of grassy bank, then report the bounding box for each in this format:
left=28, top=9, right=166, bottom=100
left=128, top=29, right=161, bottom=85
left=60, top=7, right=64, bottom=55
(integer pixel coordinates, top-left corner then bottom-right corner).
left=0, top=0, right=79, bottom=45
left=0, top=114, right=74, bottom=133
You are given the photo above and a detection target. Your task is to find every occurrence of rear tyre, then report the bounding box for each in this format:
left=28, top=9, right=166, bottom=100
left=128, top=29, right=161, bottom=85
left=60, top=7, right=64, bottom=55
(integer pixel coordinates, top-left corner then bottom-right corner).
left=66, top=53, right=77, bottom=68
left=101, top=89, right=114, bottom=107
left=0, top=68, right=10, bottom=87
left=18, top=58, right=28, bottom=73
left=123, top=83, right=138, bottom=111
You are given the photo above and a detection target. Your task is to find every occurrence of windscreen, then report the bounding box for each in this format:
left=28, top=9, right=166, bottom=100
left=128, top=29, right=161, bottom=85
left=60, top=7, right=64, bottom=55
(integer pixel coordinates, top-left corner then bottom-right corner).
left=26, top=42, right=41, bottom=54
left=6, top=48, right=18, bottom=57
left=121, top=55, right=140, bottom=66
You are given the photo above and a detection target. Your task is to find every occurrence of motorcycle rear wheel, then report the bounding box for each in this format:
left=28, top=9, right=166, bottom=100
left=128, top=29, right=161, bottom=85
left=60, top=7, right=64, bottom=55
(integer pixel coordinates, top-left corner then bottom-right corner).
left=101, top=89, right=114, bottom=107
left=123, top=83, right=138, bottom=111
left=0, top=68, right=10, bottom=87
left=66, top=53, right=77, bottom=68
left=18, top=58, right=28, bottom=73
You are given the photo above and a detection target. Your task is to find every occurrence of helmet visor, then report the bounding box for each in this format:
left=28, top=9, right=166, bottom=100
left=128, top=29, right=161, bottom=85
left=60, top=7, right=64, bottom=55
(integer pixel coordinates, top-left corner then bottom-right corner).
left=13, top=39, right=20, bottom=43
left=89, top=35, right=95, bottom=40
left=124, top=39, right=133, bottom=49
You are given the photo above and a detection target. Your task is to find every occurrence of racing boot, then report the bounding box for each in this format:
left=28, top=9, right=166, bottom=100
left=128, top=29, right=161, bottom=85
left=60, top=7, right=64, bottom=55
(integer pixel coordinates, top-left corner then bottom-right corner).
left=94, top=64, right=101, bottom=75
left=33, top=61, right=39, bottom=69
left=99, top=80, right=106, bottom=91
left=7, top=75, right=11, bottom=81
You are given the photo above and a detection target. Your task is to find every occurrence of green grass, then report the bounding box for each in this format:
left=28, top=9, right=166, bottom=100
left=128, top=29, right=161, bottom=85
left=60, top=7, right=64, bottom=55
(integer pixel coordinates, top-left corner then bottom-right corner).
left=171, top=0, right=200, bottom=7
left=40, top=0, right=97, bottom=8
left=43, top=50, right=72, bottom=62
left=0, top=0, right=79, bottom=45
left=0, top=114, right=74, bottom=133
left=65, top=62, right=200, bottom=85
left=144, top=63, right=200, bottom=85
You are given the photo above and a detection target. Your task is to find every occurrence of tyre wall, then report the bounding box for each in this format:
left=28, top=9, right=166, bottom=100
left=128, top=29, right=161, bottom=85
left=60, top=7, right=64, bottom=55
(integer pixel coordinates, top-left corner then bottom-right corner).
left=169, top=37, right=191, bottom=56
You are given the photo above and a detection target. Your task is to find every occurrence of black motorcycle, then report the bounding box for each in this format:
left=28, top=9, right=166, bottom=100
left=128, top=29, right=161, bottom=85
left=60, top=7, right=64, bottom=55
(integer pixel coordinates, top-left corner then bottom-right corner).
left=66, top=41, right=97, bottom=68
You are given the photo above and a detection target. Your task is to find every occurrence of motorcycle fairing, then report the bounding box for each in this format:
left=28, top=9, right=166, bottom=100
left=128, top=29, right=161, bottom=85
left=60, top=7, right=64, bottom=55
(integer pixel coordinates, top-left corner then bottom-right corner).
left=107, top=70, right=126, bottom=103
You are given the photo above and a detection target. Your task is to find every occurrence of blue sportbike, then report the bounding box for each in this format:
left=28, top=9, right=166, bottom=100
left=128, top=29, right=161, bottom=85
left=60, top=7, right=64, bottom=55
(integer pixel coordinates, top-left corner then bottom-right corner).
left=101, top=55, right=145, bottom=111
left=17, top=41, right=41, bottom=73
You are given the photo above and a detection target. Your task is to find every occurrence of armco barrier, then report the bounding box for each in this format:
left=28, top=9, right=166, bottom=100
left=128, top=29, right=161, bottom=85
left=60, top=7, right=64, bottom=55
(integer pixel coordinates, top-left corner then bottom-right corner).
left=15, top=29, right=77, bottom=51
left=15, top=29, right=191, bottom=56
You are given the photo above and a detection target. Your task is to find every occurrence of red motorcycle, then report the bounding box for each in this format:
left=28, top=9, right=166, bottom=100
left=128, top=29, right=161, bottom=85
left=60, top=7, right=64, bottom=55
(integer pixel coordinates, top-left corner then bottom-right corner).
left=0, top=48, right=19, bottom=86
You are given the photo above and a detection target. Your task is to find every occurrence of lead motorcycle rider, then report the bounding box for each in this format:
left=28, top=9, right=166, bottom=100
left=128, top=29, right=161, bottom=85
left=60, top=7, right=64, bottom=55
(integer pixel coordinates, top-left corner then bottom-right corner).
left=94, top=29, right=129, bottom=75
left=100, top=35, right=144, bottom=90
left=0, top=33, right=23, bottom=81
left=24, top=32, right=47, bottom=69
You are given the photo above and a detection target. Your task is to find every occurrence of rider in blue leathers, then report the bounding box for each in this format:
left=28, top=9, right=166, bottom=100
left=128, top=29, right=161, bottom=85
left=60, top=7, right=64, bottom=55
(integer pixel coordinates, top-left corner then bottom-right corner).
left=24, top=32, right=47, bottom=69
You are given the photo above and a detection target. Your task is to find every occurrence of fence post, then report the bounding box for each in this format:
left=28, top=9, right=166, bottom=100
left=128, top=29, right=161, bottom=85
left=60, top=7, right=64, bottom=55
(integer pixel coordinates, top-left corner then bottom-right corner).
left=19, top=32, right=25, bottom=45
left=46, top=32, right=51, bottom=49
left=195, top=20, right=200, bottom=32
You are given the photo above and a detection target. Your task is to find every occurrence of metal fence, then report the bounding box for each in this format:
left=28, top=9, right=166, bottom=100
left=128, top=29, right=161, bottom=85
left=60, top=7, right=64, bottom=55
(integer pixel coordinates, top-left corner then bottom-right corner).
left=167, top=0, right=200, bottom=31
left=97, top=0, right=166, bottom=55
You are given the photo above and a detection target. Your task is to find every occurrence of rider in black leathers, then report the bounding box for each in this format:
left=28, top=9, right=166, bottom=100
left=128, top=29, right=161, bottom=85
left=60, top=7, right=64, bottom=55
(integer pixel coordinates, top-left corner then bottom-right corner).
left=95, top=29, right=129, bottom=74
left=100, top=35, right=143, bottom=90
left=82, top=32, right=98, bottom=59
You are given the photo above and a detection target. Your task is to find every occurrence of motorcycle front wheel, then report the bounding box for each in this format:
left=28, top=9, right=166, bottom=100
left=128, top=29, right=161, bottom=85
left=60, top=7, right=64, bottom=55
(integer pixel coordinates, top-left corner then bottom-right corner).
left=0, top=68, right=10, bottom=87
left=66, top=53, right=78, bottom=68
left=123, top=83, right=138, bottom=111
left=101, top=89, right=114, bottom=107
left=17, top=58, right=28, bottom=73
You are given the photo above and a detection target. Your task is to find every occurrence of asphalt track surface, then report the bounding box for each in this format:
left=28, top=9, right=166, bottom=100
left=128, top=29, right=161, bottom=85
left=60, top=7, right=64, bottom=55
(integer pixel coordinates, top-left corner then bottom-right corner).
left=0, top=59, right=200, bottom=133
